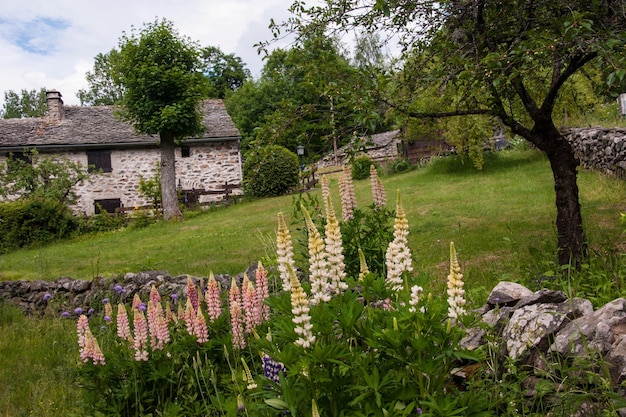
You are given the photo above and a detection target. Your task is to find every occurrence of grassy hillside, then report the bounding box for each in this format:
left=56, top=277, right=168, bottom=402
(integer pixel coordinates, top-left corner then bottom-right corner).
left=0, top=148, right=624, bottom=293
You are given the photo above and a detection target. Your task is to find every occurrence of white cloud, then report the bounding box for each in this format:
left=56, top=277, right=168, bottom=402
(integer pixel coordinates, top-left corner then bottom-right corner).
left=0, top=0, right=295, bottom=106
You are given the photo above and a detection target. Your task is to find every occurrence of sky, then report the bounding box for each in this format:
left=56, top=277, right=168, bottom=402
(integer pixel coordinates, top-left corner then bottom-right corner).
left=0, top=0, right=299, bottom=107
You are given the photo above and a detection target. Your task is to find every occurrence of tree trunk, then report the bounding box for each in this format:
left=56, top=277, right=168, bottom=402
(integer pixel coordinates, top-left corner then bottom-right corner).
left=160, top=133, right=183, bottom=221
left=540, top=131, right=587, bottom=267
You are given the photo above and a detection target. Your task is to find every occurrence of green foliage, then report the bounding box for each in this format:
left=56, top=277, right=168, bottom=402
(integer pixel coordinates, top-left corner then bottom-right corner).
left=0, top=149, right=92, bottom=206
left=1, top=88, right=47, bottom=119
left=243, top=145, right=300, bottom=197
left=78, top=208, right=129, bottom=234
left=77, top=49, right=124, bottom=106
left=138, top=164, right=162, bottom=208
left=200, top=46, right=251, bottom=99
left=351, top=154, right=374, bottom=180
left=0, top=198, right=78, bottom=253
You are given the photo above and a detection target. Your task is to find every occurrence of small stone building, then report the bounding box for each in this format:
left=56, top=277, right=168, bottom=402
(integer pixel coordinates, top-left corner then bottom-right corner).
left=0, top=91, right=243, bottom=215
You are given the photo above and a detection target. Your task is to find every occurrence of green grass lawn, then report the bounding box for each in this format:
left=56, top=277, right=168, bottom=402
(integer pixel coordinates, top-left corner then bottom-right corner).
left=1, top=148, right=625, bottom=417
left=0, top=149, right=624, bottom=291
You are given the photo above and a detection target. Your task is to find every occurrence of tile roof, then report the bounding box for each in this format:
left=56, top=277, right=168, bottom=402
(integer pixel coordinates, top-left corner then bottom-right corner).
left=0, top=99, right=240, bottom=149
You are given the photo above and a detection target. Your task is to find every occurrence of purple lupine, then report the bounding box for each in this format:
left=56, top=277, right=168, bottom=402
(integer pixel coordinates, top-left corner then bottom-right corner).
left=262, top=354, right=286, bottom=385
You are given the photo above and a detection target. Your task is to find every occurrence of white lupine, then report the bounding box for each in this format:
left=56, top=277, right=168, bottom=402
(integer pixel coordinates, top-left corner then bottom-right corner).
left=302, top=205, right=331, bottom=304
left=288, top=266, right=316, bottom=348
left=446, top=242, right=466, bottom=322
left=276, top=212, right=296, bottom=292
left=323, top=194, right=348, bottom=295
left=408, top=285, right=424, bottom=313
left=385, top=190, right=413, bottom=291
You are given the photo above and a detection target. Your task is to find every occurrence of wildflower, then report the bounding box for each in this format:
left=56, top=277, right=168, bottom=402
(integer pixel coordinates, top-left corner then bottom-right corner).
left=77, top=315, right=105, bottom=365
left=276, top=212, right=296, bottom=292
left=447, top=242, right=466, bottom=323
left=323, top=194, right=347, bottom=295
left=237, top=394, right=245, bottom=413
left=103, top=315, right=112, bottom=323
left=133, top=310, right=149, bottom=361
left=147, top=300, right=166, bottom=350
left=170, top=293, right=178, bottom=301
left=255, top=261, right=270, bottom=322
left=104, top=302, right=113, bottom=321
left=43, top=293, right=52, bottom=301
left=241, top=357, right=257, bottom=389
left=194, top=307, right=209, bottom=344
left=408, top=285, right=424, bottom=313
left=90, top=336, right=106, bottom=365
left=116, top=303, right=132, bottom=342
left=77, top=314, right=90, bottom=355
left=74, top=307, right=84, bottom=315
left=113, top=284, right=124, bottom=294
left=186, top=276, right=199, bottom=311
left=101, top=298, right=110, bottom=304
left=230, top=277, right=245, bottom=350
left=61, top=311, right=70, bottom=318
left=339, top=165, right=357, bottom=221
left=320, top=175, right=331, bottom=206
left=184, top=299, right=196, bottom=336
left=302, top=204, right=330, bottom=304
left=138, top=302, right=147, bottom=312
left=87, top=308, right=95, bottom=315
left=132, top=294, right=142, bottom=311
left=385, top=190, right=413, bottom=291
left=205, top=272, right=222, bottom=322
left=370, top=165, right=387, bottom=209
left=262, top=354, right=286, bottom=385
left=289, top=266, right=315, bottom=348
left=357, top=248, right=370, bottom=281
left=149, top=285, right=161, bottom=305
left=242, top=273, right=260, bottom=332
left=417, top=407, right=423, bottom=414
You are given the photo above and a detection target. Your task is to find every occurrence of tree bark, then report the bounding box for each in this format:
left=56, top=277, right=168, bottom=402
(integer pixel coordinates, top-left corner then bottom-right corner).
left=538, top=130, right=587, bottom=267
left=160, top=132, right=183, bottom=221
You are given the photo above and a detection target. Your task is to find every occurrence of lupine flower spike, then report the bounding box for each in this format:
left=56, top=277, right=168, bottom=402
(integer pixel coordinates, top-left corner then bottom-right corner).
left=242, top=273, right=260, bottom=332
left=324, top=194, right=348, bottom=295
left=289, top=265, right=315, bottom=348
left=339, top=165, right=357, bottom=221
left=116, top=303, right=133, bottom=342
left=358, top=248, right=370, bottom=281
left=312, top=399, right=320, bottom=417
left=133, top=310, right=149, bottom=361
left=186, top=277, right=199, bottom=311
left=194, top=306, right=209, bottom=344
left=447, top=242, right=466, bottom=323
left=255, top=261, right=270, bottom=322
left=205, top=272, right=222, bottom=322
left=241, top=357, right=258, bottom=389
left=409, top=285, right=425, bottom=313
left=301, top=204, right=330, bottom=304
left=77, top=315, right=106, bottom=366
left=276, top=212, right=296, bottom=292
left=230, top=277, right=246, bottom=350
left=370, top=165, right=387, bottom=210
left=385, top=190, right=413, bottom=291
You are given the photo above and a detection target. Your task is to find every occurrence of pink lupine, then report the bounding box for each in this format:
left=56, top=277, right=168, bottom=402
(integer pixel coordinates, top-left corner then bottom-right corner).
left=205, top=272, right=222, bottom=322
left=116, top=303, right=133, bottom=342
left=186, top=277, right=199, bottom=311
left=147, top=301, right=160, bottom=349
left=132, top=293, right=143, bottom=311
left=255, top=261, right=270, bottom=322
left=77, top=314, right=90, bottom=358
left=242, top=274, right=260, bottom=333
left=194, top=307, right=209, bottom=344
left=133, top=310, right=149, bottom=361
left=339, top=165, right=357, bottom=221
left=90, top=335, right=106, bottom=366
left=149, top=285, right=161, bottom=305
left=229, top=277, right=246, bottom=350
left=184, top=299, right=196, bottom=336
left=370, top=165, right=387, bottom=210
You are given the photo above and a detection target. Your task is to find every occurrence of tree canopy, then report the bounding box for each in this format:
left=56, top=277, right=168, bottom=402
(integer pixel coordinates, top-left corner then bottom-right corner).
left=1, top=89, right=47, bottom=119
left=272, top=0, right=626, bottom=266
left=114, top=18, right=208, bottom=220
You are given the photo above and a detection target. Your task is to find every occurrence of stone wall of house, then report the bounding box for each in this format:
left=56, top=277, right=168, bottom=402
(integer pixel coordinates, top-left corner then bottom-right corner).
left=564, top=127, right=626, bottom=178
left=0, top=141, right=243, bottom=215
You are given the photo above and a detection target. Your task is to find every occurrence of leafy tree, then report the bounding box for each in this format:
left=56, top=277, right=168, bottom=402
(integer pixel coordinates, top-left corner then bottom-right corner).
left=0, top=149, right=91, bottom=205
left=77, top=50, right=125, bottom=106
left=1, top=88, right=47, bottom=119
left=200, top=46, right=251, bottom=98
left=113, top=18, right=208, bottom=220
left=276, top=0, right=626, bottom=267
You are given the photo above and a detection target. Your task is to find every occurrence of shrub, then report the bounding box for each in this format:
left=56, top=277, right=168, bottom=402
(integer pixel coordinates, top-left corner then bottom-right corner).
left=351, top=154, right=375, bottom=180
left=243, top=145, right=300, bottom=197
left=0, top=198, right=78, bottom=253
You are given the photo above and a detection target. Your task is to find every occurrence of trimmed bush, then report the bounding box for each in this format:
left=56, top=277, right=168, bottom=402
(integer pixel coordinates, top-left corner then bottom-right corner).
left=0, top=198, right=78, bottom=253
left=243, top=145, right=300, bottom=197
left=351, top=154, right=375, bottom=180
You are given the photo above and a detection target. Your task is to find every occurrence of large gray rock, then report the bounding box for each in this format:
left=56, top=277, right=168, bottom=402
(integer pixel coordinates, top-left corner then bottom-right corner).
left=487, top=281, right=533, bottom=306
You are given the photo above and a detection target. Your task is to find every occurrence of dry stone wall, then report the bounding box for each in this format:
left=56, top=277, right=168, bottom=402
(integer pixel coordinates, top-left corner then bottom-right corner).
left=565, top=127, right=626, bottom=178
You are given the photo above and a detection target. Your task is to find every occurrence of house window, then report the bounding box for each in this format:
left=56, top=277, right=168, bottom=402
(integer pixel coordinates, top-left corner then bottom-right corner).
left=94, top=198, right=121, bottom=214
left=87, top=150, right=112, bottom=173
left=181, top=146, right=191, bottom=158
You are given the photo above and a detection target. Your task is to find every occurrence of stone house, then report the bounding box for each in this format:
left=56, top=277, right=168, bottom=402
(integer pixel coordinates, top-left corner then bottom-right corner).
left=0, top=91, right=243, bottom=215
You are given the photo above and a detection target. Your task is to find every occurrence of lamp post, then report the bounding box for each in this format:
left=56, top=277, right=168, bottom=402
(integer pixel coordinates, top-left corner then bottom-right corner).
left=296, top=145, right=305, bottom=172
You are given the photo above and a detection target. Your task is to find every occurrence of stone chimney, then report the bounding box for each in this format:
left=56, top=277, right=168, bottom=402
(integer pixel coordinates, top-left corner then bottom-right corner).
left=46, top=90, right=64, bottom=122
